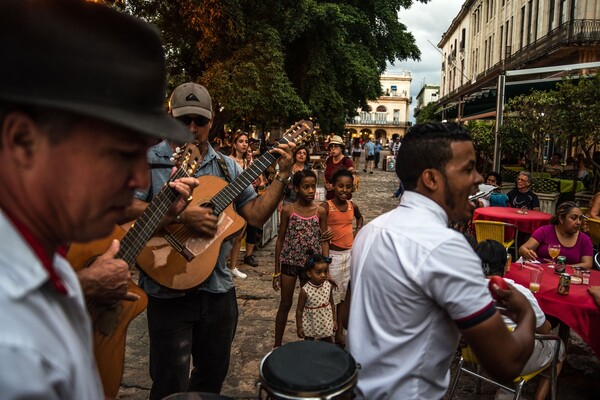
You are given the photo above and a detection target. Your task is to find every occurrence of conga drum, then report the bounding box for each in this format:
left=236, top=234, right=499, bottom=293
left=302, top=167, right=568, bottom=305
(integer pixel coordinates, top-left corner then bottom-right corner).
left=258, top=341, right=359, bottom=399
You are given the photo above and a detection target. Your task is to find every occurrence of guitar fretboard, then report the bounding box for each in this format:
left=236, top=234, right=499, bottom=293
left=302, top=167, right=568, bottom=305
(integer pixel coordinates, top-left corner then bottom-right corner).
left=118, top=168, right=189, bottom=266
left=211, top=137, right=290, bottom=216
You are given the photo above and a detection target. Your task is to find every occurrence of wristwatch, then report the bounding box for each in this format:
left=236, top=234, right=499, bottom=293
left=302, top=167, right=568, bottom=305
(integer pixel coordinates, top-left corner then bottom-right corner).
left=274, top=173, right=291, bottom=185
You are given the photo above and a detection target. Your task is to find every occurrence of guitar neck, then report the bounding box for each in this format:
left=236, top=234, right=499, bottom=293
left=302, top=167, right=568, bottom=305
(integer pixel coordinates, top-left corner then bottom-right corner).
left=118, top=167, right=188, bottom=265
left=211, top=140, right=287, bottom=216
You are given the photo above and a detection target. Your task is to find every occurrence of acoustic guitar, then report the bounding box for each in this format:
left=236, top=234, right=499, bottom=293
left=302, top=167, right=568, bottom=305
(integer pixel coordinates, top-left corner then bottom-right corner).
left=67, top=144, right=201, bottom=398
left=136, top=120, right=314, bottom=290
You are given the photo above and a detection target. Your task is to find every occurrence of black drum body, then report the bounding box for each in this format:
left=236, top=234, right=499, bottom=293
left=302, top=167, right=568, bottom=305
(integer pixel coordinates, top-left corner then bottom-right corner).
left=162, top=393, right=233, bottom=400
left=258, top=341, right=359, bottom=399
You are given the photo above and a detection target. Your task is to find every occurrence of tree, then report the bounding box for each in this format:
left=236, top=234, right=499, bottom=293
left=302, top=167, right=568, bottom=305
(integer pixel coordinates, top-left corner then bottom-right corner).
left=552, top=74, right=600, bottom=176
left=124, top=0, right=426, bottom=134
left=415, top=102, right=441, bottom=124
left=466, top=120, right=495, bottom=175
left=500, top=90, right=560, bottom=172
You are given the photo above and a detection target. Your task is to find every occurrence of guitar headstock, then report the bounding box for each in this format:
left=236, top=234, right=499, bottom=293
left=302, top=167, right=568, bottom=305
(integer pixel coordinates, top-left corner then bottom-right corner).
left=281, top=120, right=314, bottom=146
left=171, top=143, right=202, bottom=177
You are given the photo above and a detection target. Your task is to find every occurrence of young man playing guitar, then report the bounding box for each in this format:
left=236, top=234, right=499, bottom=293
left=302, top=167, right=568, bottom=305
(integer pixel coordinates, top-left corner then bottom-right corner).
left=128, top=82, right=295, bottom=399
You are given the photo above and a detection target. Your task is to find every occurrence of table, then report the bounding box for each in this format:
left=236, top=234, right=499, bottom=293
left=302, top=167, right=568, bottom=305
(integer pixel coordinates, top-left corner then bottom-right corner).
left=473, top=207, right=552, bottom=234
left=505, top=263, right=600, bottom=358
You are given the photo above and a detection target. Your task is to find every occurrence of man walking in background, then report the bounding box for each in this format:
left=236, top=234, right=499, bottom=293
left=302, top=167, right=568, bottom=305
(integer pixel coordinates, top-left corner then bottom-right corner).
left=364, top=137, right=375, bottom=174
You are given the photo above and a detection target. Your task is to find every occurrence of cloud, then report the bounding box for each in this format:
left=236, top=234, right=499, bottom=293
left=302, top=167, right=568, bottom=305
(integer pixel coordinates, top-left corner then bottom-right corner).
left=386, top=0, right=464, bottom=121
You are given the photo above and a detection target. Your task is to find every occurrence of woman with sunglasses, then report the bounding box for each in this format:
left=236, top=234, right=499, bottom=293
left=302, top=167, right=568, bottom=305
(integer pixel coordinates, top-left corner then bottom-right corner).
left=227, top=132, right=266, bottom=277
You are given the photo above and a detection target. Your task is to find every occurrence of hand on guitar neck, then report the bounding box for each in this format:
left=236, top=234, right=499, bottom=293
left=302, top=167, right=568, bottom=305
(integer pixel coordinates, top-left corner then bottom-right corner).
left=77, top=239, right=139, bottom=303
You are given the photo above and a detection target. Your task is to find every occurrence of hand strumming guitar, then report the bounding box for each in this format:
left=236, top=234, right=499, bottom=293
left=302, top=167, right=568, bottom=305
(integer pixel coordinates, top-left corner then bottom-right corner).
left=177, top=204, right=219, bottom=238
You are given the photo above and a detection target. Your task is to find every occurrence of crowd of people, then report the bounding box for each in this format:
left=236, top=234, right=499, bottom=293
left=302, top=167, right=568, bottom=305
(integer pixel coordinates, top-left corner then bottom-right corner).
left=2, top=2, right=600, bottom=400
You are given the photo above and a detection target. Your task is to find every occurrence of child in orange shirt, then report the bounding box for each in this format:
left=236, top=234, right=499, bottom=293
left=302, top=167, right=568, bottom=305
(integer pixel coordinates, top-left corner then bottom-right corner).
left=322, top=169, right=363, bottom=346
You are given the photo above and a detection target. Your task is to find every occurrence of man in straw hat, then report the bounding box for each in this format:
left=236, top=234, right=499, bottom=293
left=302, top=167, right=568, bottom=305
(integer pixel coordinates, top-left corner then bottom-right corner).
left=324, top=135, right=355, bottom=200
left=0, top=1, right=198, bottom=397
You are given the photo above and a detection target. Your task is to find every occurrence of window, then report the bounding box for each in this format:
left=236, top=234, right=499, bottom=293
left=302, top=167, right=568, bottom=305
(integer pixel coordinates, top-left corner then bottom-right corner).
left=499, top=26, right=504, bottom=61
left=527, top=0, right=532, bottom=46
left=534, top=0, right=539, bottom=41
left=520, top=6, right=525, bottom=49
left=559, top=0, right=567, bottom=25
left=548, top=0, right=555, bottom=31
left=376, top=106, right=387, bottom=112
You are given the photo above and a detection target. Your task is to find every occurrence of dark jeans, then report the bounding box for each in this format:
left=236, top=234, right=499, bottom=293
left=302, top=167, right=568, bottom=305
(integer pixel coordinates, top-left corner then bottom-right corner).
left=374, top=152, right=380, bottom=168
left=246, top=223, right=261, bottom=245
left=147, top=288, right=239, bottom=400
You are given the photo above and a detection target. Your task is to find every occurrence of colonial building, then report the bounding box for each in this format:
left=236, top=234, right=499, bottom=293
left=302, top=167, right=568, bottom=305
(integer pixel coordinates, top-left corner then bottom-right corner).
left=438, top=0, right=600, bottom=121
left=414, top=83, right=440, bottom=119
left=345, top=71, right=412, bottom=145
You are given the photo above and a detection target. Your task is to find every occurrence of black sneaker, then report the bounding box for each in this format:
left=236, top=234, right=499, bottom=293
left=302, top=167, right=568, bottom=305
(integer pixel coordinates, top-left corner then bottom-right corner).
left=244, top=255, right=259, bottom=267
left=363, top=169, right=367, bottom=172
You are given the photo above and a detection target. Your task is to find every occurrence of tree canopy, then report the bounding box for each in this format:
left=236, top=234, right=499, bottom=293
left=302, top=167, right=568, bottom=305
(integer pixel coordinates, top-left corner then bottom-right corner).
left=123, top=0, right=426, bottom=134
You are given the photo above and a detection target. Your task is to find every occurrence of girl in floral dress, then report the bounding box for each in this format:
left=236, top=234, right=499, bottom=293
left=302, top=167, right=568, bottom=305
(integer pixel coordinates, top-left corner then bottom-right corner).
left=296, top=253, right=336, bottom=342
left=273, top=170, right=329, bottom=348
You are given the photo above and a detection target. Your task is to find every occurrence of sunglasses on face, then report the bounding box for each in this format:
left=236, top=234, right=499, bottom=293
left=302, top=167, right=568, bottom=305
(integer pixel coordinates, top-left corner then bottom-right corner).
left=329, top=144, right=341, bottom=148
left=176, top=115, right=210, bottom=127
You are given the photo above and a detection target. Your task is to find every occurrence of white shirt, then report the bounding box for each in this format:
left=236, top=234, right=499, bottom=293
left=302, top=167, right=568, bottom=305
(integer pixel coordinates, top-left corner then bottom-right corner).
left=502, top=278, right=546, bottom=329
left=0, top=211, right=103, bottom=399
left=348, top=191, right=495, bottom=399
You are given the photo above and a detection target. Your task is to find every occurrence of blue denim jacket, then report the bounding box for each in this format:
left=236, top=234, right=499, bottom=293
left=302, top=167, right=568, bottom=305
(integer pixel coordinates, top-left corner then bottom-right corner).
left=135, top=140, right=256, bottom=297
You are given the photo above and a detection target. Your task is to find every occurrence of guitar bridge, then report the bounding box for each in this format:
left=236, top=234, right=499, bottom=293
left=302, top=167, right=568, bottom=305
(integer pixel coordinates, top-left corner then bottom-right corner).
left=163, top=233, right=195, bottom=262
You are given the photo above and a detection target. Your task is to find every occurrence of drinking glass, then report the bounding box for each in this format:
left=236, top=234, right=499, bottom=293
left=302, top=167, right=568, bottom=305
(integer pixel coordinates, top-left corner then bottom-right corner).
left=548, top=244, right=560, bottom=269
left=529, top=268, right=543, bottom=293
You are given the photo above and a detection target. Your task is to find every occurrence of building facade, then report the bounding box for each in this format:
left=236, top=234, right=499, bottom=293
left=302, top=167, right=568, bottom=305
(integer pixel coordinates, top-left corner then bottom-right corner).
left=414, top=84, right=440, bottom=119
left=345, top=71, right=412, bottom=145
left=438, top=0, right=600, bottom=120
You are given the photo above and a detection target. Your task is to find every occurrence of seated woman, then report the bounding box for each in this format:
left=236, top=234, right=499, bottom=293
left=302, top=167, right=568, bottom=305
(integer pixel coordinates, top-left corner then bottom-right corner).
left=519, top=201, right=593, bottom=269
left=589, top=191, right=600, bottom=220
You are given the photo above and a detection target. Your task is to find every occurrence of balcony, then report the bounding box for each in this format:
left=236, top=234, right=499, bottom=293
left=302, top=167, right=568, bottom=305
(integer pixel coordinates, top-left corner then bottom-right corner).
left=346, top=117, right=410, bottom=128
left=440, top=19, right=600, bottom=103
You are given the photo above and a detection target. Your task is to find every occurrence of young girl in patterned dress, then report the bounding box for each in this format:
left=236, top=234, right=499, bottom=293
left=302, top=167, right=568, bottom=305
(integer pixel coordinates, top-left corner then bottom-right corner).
left=273, top=170, right=329, bottom=348
left=296, top=253, right=336, bottom=342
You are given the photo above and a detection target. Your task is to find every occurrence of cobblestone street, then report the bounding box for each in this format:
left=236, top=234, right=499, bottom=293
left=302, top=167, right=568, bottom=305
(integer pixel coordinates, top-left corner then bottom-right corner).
left=117, top=151, right=600, bottom=399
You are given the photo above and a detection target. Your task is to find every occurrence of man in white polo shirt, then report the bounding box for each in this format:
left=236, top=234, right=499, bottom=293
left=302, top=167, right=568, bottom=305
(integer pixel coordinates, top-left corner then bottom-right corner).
left=348, top=122, right=535, bottom=399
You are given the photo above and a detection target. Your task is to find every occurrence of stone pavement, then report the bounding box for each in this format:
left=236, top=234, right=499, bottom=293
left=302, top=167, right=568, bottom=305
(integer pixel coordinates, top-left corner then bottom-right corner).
left=117, top=152, right=600, bottom=399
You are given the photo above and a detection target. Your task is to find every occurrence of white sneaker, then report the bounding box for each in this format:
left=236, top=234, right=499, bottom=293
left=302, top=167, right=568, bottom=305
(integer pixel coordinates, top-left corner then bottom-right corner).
left=494, top=389, right=514, bottom=400
left=231, top=267, right=247, bottom=279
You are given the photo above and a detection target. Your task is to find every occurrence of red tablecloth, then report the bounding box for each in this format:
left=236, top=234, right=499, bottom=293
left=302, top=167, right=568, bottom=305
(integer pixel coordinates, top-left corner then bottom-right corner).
left=505, top=263, right=600, bottom=358
left=473, top=207, right=552, bottom=234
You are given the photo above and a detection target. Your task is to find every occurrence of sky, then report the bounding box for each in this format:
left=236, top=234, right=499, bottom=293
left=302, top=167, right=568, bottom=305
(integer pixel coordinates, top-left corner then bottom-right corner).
left=386, top=0, right=464, bottom=121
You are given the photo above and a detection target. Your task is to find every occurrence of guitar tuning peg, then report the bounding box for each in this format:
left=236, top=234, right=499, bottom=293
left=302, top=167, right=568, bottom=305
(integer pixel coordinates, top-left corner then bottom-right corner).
left=169, top=157, right=175, bottom=162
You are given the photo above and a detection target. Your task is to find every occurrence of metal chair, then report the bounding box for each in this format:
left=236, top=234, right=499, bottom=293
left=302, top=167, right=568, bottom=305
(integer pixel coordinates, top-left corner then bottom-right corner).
left=473, top=220, right=519, bottom=258
left=447, top=334, right=561, bottom=400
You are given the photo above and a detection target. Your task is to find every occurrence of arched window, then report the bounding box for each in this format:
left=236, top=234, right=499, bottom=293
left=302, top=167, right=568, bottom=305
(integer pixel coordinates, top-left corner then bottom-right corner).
left=376, top=105, right=387, bottom=112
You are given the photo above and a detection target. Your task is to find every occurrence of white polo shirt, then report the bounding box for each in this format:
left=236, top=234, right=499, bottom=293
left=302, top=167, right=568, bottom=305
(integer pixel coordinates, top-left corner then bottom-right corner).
left=0, top=211, right=103, bottom=399
left=348, top=191, right=495, bottom=399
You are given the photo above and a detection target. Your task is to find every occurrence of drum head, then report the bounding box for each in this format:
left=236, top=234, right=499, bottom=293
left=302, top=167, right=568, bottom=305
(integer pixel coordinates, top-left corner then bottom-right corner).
left=260, top=341, right=357, bottom=396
